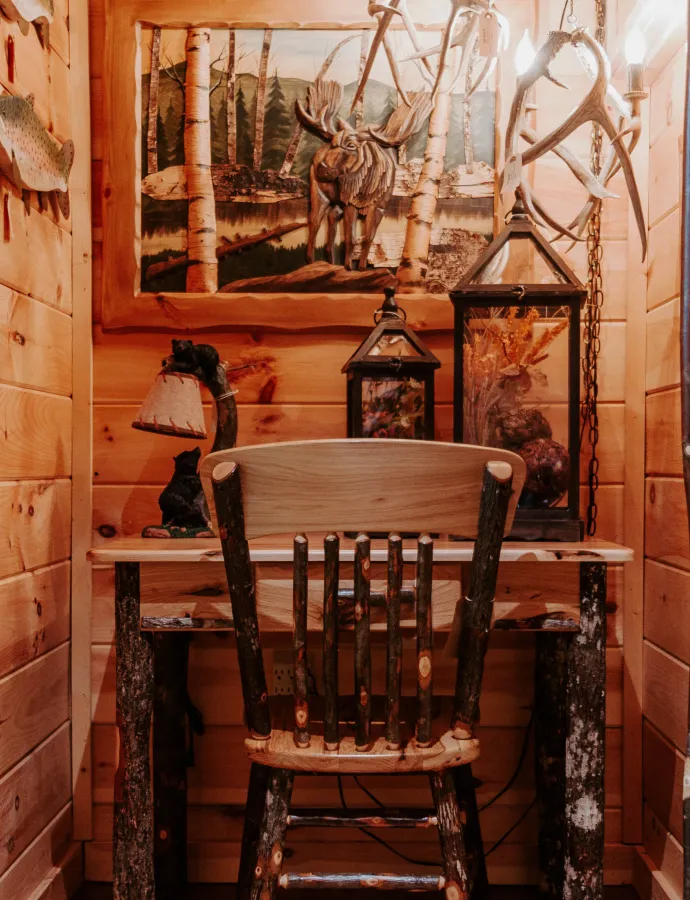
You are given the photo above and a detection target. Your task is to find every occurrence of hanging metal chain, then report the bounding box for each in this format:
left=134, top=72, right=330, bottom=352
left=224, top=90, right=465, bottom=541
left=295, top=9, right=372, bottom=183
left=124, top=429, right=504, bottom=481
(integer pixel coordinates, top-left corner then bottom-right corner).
left=581, top=0, right=606, bottom=536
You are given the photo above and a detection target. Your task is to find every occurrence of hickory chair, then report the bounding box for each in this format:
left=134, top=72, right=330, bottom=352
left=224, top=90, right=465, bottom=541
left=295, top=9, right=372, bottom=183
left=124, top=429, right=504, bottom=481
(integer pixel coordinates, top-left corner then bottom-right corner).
left=201, top=439, right=526, bottom=900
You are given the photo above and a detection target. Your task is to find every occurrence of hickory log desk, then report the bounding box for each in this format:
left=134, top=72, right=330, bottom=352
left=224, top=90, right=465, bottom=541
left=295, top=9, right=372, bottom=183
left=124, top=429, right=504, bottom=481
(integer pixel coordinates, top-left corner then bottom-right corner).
left=87, top=536, right=633, bottom=900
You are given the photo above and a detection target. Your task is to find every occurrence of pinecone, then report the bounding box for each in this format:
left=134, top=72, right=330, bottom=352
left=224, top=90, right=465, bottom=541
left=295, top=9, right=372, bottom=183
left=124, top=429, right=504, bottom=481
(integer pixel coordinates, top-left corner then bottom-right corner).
left=496, top=408, right=552, bottom=452
left=518, top=438, right=570, bottom=509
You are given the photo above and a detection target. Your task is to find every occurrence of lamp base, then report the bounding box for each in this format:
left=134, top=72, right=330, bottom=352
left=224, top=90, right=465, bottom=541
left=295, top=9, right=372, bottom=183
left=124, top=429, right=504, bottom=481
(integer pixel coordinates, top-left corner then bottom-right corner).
left=142, top=523, right=215, bottom=539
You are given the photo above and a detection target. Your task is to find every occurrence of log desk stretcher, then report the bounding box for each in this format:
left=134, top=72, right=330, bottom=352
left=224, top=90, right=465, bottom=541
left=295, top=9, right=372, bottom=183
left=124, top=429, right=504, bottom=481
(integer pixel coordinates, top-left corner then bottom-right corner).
left=87, top=536, right=633, bottom=900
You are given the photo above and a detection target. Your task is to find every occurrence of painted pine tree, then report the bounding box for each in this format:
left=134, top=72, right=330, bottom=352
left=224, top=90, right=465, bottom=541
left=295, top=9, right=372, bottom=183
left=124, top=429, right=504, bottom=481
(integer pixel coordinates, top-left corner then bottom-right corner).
left=262, top=73, right=291, bottom=170
left=184, top=26, right=218, bottom=291
left=162, top=101, right=184, bottom=167
left=236, top=85, right=253, bottom=166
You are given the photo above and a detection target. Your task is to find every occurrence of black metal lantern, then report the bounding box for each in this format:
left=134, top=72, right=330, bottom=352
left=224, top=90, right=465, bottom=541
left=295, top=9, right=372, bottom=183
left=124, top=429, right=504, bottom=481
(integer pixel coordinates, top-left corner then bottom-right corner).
left=343, top=288, right=440, bottom=441
left=450, top=199, right=585, bottom=541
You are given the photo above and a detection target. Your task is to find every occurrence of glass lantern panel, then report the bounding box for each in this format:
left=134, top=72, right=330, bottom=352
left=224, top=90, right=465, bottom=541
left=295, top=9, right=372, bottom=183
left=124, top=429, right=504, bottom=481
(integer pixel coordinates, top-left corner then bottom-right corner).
left=368, top=332, right=422, bottom=357
left=470, top=235, right=568, bottom=285
left=361, top=376, right=425, bottom=439
left=462, top=305, right=571, bottom=509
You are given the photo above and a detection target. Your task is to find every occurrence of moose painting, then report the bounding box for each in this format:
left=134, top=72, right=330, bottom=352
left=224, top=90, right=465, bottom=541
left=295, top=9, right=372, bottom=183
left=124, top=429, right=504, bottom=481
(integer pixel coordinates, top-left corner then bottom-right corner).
left=140, top=21, right=497, bottom=296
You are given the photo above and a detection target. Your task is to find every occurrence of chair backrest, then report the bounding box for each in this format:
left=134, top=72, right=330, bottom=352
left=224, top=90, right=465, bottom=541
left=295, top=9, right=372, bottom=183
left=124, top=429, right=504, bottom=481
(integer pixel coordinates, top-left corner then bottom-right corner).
left=202, top=440, right=525, bottom=750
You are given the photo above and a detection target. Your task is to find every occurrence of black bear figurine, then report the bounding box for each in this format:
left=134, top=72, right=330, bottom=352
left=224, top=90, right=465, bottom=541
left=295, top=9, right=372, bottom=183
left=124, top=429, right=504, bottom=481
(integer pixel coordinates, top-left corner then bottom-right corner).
left=142, top=447, right=214, bottom=539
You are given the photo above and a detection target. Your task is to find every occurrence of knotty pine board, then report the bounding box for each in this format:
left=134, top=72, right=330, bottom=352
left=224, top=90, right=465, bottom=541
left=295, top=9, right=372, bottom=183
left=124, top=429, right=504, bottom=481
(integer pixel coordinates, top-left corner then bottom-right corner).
left=643, top=721, right=684, bottom=843
left=0, top=643, right=69, bottom=777
left=643, top=804, right=684, bottom=900
left=0, top=561, right=70, bottom=679
left=647, top=209, right=680, bottom=312
left=0, top=288, right=72, bottom=396
left=0, top=385, right=72, bottom=480
left=91, top=401, right=625, bottom=485
left=645, top=478, right=690, bottom=571
left=649, top=43, right=687, bottom=149
left=644, top=561, right=690, bottom=665
left=0, top=803, right=74, bottom=899
left=646, top=389, right=683, bottom=476
left=647, top=298, right=681, bottom=394
left=642, top=640, right=689, bottom=753
left=0, top=722, right=70, bottom=877
left=0, top=480, right=71, bottom=579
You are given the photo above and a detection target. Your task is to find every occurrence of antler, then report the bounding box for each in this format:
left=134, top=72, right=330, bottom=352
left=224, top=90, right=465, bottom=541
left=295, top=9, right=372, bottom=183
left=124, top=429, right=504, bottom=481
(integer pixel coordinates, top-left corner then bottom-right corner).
left=350, top=0, right=403, bottom=112
left=295, top=79, right=344, bottom=142
left=367, top=91, right=433, bottom=146
left=503, top=28, right=647, bottom=260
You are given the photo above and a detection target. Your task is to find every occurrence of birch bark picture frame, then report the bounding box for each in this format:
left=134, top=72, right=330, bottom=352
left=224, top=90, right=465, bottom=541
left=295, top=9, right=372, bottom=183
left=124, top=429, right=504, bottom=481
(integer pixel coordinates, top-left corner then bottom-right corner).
left=102, top=0, right=499, bottom=332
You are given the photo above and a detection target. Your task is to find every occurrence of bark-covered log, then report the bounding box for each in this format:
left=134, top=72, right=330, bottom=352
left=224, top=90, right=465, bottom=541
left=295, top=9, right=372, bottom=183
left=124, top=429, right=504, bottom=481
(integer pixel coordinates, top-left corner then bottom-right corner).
left=287, top=809, right=438, bottom=828
left=141, top=615, right=234, bottom=630
left=252, top=767, right=294, bottom=900
left=293, top=534, right=310, bottom=747
left=564, top=563, right=606, bottom=900
left=416, top=534, right=434, bottom=746
left=354, top=533, right=372, bottom=750
left=227, top=29, right=236, bottom=165
left=452, top=764, right=488, bottom=898
left=153, top=632, right=189, bottom=897
left=323, top=533, right=340, bottom=749
left=385, top=534, right=403, bottom=749
left=147, top=27, right=161, bottom=175
left=279, top=873, right=444, bottom=890
left=452, top=463, right=513, bottom=738
left=213, top=465, right=271, bottom=738
left=430, top=769, right=470, bottom=900
left=114, top=562, right=155, bottom=900
left=535, top=633, right=569, bottom=897
left=237, top=763, right=271, bottom=900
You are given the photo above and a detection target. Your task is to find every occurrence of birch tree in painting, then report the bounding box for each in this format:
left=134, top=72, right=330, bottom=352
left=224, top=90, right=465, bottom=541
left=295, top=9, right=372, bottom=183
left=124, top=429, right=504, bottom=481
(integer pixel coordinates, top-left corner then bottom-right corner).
left=147, top=26, right=162, bottom=174
left=226, top=29, right=236, bottom=165
left=184, top=26, right=218, bottom=291
left=253, top=28, right=273, bottom=170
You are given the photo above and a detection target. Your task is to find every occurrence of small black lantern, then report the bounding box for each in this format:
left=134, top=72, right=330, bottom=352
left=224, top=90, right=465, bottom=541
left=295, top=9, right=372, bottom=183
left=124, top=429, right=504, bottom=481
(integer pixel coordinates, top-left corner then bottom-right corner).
left=450, top=198, right=585, bottom=541
left=343, top=288, right=440, bottom=440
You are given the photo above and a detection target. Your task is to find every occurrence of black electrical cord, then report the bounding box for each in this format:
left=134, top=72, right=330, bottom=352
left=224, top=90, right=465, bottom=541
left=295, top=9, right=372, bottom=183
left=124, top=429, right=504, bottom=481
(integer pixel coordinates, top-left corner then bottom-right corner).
left=484, top=795, right=537, bottom=858
left=478, top=709, right=534, bottom=813
left=352, top=774, right=386, bottom=809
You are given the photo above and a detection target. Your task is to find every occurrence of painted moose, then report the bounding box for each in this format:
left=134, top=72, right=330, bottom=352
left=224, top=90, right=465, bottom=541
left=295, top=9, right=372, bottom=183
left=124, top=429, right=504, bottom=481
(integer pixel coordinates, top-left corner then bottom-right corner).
left=295, top=80, right=431, bottom=270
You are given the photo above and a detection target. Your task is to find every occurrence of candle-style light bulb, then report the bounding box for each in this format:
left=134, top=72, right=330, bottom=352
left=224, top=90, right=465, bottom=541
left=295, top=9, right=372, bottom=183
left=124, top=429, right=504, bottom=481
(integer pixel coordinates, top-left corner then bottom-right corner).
left=515, top=29, right=536, bottom=76
left=624, top=26, right=646, bottom=64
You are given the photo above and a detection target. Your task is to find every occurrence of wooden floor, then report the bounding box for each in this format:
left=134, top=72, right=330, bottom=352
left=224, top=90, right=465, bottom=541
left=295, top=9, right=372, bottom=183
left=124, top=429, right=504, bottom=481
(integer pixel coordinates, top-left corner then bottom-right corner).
left=76, top=886, right=640, bottom=899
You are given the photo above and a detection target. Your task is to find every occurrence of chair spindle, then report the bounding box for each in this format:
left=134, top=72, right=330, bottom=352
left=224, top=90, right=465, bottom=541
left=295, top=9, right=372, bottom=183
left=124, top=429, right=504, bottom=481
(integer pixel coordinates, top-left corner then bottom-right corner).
left=385, top=534, right=403, bottom=749
left=323, top=533, right=340, bottom=750
left=293, top=534, right=310, bottom=747
left=416, top=534, right=434, bottom=746
left=452, top=461, right=514, bottom=739
left=354, top=533, right=372, bottom=750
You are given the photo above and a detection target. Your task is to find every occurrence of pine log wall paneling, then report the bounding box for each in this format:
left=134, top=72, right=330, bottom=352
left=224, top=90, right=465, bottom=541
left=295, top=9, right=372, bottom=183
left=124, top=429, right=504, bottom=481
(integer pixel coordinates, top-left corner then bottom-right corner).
left=86, top=0, right=637, bottom=884
left=632, top=39, right=690, bottom=900
left=0, top=0, right=91, bottom=894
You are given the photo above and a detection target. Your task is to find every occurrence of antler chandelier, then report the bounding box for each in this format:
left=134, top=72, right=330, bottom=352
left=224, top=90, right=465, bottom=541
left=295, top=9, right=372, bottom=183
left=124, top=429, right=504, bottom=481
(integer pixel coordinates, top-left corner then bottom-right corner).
left=503, top=26, right=648, bottom=259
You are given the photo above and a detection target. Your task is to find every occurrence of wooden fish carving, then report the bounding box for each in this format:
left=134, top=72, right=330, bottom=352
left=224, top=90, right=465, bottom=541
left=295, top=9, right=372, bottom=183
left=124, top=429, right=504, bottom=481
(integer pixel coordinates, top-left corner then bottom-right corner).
left=0, top=94, right=73, bottom=218
left=0, top=0, right=53, bottom=47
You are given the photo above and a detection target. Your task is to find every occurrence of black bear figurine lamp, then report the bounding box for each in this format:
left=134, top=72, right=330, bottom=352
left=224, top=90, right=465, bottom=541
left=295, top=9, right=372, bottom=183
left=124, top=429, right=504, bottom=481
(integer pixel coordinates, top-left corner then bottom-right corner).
left=132, top=339, right=238, bottom=538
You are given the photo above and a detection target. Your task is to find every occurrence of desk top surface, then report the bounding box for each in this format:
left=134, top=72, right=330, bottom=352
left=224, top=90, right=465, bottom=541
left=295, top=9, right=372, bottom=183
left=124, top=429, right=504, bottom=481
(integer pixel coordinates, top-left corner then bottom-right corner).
left=88, top=536, right=633, bottom=564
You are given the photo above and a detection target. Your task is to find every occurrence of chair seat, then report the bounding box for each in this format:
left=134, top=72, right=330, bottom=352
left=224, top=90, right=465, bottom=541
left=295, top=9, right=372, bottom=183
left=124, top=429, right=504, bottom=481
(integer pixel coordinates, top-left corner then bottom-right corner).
left=245, top=729, right=480, bottom=773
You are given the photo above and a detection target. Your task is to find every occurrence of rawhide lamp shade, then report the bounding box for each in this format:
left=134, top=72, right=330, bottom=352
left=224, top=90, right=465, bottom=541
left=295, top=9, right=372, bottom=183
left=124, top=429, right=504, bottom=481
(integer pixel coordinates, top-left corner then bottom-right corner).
left=131, top=370, right=207, bottom=440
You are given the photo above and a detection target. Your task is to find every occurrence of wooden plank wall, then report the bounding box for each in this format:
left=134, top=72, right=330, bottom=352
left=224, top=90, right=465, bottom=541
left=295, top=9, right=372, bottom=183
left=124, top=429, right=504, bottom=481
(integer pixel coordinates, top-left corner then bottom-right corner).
left=0, top=0, right=91, bottom=895
left=86, top=0, right=637, bottom=885
left=633, top=39, right=690, bottom=900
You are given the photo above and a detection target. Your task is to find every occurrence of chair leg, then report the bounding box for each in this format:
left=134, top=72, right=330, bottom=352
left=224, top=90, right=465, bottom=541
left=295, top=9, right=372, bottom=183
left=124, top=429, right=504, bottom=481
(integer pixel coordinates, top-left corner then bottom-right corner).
left=251, top=767, right=294, bottom=900
left=238, top=763, right=272, bottom=900
left=430, top=770, right=471, bottom=900
left=453, top=764, right=489, bottom=900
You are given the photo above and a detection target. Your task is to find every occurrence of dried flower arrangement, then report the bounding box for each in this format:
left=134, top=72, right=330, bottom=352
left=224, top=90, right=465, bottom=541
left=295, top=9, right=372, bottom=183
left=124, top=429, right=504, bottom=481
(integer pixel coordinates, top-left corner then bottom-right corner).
left=463, top=305, right=570, bottom=508
left=362, top=378, right=425, bottom=439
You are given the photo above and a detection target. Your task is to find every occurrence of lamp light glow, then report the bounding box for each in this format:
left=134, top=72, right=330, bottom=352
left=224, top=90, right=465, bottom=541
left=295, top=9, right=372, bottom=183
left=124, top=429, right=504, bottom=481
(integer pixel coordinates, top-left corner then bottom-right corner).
left=515, top=29, right=535, bottom=75
left=625, top=26, right=646, bottom=64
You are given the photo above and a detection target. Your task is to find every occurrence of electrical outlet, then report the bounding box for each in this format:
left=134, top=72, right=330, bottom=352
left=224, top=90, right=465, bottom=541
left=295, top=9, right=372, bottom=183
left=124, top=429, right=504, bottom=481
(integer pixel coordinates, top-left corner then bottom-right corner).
left=272, top=651, right=294, bottom=695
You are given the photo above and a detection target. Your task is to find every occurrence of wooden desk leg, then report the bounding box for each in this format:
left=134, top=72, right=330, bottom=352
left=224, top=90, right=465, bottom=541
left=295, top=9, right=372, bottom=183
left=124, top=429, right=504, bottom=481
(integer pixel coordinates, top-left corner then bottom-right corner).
left=114, top=562, right=155, bottom=900
left=154, top=633, right=190, bottom=897
left=535, top=632, right=569, bottom=898
left=565, top=562, right=607, bottom=900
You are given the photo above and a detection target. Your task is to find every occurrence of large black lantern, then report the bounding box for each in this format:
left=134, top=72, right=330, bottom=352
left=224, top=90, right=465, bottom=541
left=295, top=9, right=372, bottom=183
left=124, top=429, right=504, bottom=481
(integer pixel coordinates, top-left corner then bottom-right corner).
left=450, top=200, right=585, bottom=540
left=343, top=289, right=440, bottom=440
